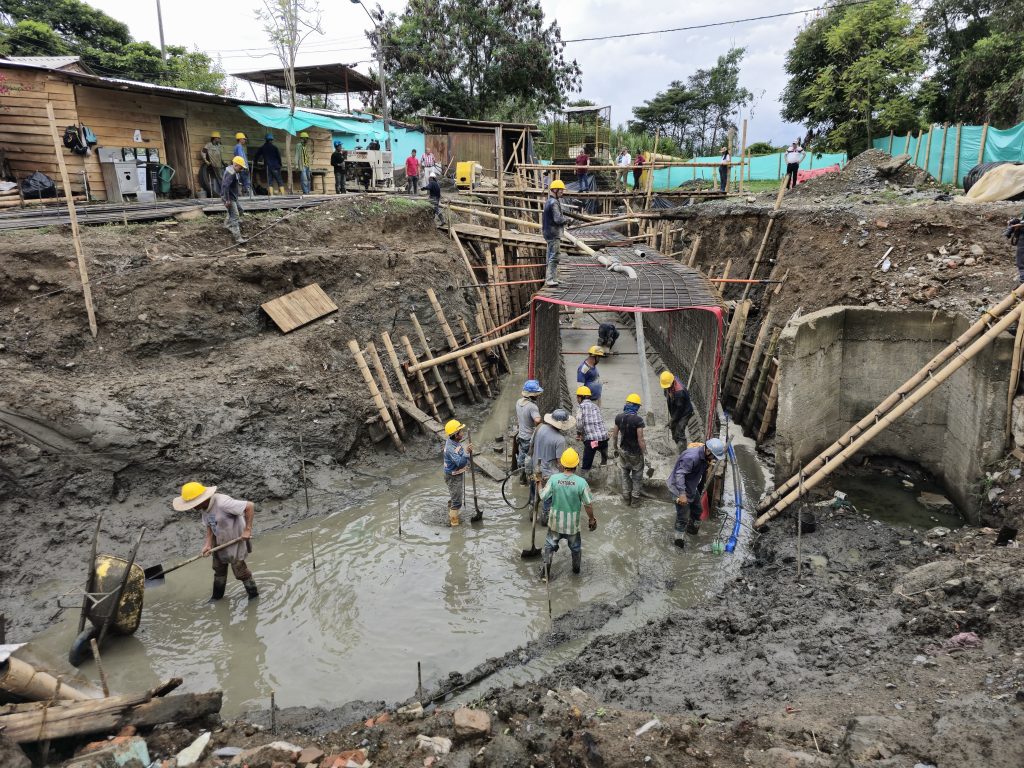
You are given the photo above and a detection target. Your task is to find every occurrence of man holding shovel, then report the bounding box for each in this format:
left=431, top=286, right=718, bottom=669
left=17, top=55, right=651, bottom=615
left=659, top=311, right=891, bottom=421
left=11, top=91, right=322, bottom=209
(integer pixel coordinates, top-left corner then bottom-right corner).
left=539, top=447, right=596, bottom=581
left=443, top=419, right=474, bottom=526
left=172, top=482, right=257, bottom=601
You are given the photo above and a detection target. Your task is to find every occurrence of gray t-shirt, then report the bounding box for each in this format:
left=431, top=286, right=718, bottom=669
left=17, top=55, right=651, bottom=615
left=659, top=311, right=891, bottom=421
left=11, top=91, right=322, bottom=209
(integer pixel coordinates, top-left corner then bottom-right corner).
left=532, top=423, right=567, bottom=478
left=201, top=492, right=249, bottom=562
left=516, top=397, right=541, bottom=441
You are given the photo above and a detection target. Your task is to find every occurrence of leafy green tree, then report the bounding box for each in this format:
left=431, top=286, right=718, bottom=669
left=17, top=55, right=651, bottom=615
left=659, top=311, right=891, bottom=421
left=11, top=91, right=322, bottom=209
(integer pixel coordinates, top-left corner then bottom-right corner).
left=376, top=0, right=581, bottom=121
left=744, top=141, right=779, bottom=156
left=0, top=19, right=72, bottom=56
left=781, top=0, right=925, bottom=154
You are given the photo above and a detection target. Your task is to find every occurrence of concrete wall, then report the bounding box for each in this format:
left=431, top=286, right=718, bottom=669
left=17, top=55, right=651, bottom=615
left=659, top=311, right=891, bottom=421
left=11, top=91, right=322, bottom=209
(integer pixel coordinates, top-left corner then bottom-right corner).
left=775, top=306, right=1013, bottom=519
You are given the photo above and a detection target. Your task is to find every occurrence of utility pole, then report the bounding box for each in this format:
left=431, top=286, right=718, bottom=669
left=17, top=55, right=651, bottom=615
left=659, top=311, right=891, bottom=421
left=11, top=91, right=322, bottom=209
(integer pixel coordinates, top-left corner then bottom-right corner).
left=155, top=0, right=167, bottom=60
left=352, top=0, right=392, bottom=152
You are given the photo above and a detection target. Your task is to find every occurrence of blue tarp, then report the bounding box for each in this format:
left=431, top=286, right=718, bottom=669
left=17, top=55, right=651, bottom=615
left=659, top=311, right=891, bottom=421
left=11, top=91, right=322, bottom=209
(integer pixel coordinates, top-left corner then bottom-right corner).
left=239, top=105, right=385, bottom=138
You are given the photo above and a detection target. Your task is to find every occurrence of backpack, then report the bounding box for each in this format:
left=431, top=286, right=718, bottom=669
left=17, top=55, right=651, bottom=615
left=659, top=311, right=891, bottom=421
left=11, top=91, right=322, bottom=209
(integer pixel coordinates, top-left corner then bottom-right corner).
left=62, top=125, right=88, bottom=156
left=80, top=124, right=98, bottom=146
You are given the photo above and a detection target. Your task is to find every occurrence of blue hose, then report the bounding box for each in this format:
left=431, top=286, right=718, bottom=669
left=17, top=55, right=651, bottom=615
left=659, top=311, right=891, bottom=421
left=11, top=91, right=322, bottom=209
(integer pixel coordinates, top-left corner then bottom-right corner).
left=724, top=441, right=742, bottom=553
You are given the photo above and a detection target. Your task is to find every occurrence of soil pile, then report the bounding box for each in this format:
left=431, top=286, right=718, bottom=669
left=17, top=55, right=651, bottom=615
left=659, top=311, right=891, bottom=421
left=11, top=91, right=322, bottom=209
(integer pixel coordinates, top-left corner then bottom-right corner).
left=787, top=148, right=932, bottom=199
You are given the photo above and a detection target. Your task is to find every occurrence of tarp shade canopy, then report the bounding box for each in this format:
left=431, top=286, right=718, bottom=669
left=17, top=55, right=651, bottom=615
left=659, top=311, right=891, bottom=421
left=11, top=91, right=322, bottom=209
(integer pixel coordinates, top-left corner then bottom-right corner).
left=240, top=105, right=384, bottom=138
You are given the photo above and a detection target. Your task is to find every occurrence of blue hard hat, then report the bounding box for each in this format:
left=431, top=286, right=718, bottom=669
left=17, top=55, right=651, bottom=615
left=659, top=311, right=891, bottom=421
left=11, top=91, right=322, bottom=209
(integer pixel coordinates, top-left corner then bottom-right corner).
left=265, top=133, right=274, bottom=140
left=334, top=141, right=342, bottom=147
left=705, top=437, right=726, bottom=461
left=522, top=379, right=543, bottom=394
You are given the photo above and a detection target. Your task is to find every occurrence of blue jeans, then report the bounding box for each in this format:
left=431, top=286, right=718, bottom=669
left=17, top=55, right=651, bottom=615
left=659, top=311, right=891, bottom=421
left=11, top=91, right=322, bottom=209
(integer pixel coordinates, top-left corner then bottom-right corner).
left=545, top=238, right=560, bottom=283
left=300, top=167, right=311, bottom=194
left=543, top=530, right=582, bottom=571
left=674, top=496, right=702, bottom=533
left=267, top=166, right=284, bottom=189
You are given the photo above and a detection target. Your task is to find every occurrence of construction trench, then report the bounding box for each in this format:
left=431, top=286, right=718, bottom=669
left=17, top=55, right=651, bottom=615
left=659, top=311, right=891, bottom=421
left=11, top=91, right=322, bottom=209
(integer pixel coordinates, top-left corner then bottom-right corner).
left=1, top=151, right=1023, bottom=766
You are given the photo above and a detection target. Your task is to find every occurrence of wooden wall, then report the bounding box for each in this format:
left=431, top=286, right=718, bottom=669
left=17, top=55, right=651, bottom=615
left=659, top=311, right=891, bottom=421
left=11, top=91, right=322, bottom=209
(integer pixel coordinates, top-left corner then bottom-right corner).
left=426, top=132, right=498, bottom=178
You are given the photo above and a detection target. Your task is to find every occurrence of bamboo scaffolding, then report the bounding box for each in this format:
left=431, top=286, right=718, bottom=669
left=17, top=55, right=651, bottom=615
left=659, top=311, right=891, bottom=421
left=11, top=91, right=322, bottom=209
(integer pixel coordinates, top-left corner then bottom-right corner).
left=408, top=328, right=531, bottom=373
left=426, top=288, right=479, bottom=402
left=365, top=341, right=406, bottom=437
left=745, top=328, right=781, bottom=430
left=348, top=340, right=404, bottom=451
left=458, top=316, right=492, bottom=396
left=477, top=307, right=511, bottom=373
left=722, top=301, right=751, bottom=392
left=733, top=312, right=774, bottom=418
left=756, top=362, right=780, bottom=443
left=1006, top=318, right=1024, bottom=445
left=410, top=314, right=456, bottom=414
left=756, top=298, right=1024, bottom=527
left=400, top=334, right=441, bottom=421
left=381, top=331, right=416, bottom=403
left=741, top=178, right=787, bottom=301
left=687, top=234, right=702, bottom=267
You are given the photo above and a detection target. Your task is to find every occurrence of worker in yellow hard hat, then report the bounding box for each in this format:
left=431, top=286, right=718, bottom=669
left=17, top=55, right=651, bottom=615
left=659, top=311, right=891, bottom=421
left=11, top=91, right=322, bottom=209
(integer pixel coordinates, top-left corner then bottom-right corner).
left=660, top=370, right=695, bottom=450
left=442, top=419, right=474, bottom=526
left=542, top=178, right=567, bottom=287
left=538, top=447, right=596, bottom=581
left=221, top=156, right=248, bottom=244
left=574, top=385, right=609, bottom=479
left=201, top=131, right=226, bottom=195
left=233, top=132, right=252, bottom=198
left=296, top=130, right=312, bottom=194
left=611, top=393, right=647, bottom=506
left=576, top=345, right=606, bottom=405
left=172, top=482, right=258, bottom=601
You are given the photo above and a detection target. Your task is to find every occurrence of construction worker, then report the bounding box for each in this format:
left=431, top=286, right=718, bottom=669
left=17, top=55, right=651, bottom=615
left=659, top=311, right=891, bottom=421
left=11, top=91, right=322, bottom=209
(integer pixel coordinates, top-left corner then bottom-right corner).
left=172, top=482, right=257, bottom=600
left=233, top=132, right=250, bottom=195
left=443, top=419, right=473, bottom=526
left=221, top=156, right=247, bottom=244
left=597, top=322, right=619, bottom=352
left=577, top=345, right=606, bottom=404
left=405, top=148, right=420, bottom=194
left=718, top=146, right=731, bottom=193
left=575, top=385, right=608, bottom=478
left=331, top=142, right=348, bottom=194
left=610, top=393, right=646, bottom=506
left=253, top=133, right=284, bottom=195
left=542, top=179, right=566, bottom=287
left=515, top=379, right=544, bottom=484
left=539, top=447, right=596, bottom=581
left=785, top=141, right=806, bottom=190
left=533, top=408, right=575, bottom=524
left=201, top=131, right=225, bottom=196
left=667, top=438, right=726, bottom=548
left=427, top=171, right=442, bottom=224
left=296, top=131, right=312, bottom=194
left=660, top=370, right=695, bottom=450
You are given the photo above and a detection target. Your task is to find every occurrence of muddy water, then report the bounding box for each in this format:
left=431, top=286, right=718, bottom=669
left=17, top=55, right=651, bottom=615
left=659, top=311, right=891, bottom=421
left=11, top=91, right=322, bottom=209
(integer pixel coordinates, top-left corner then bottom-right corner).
left=28, top=348, right=764, bottom=717
left=837, top=472, right=964, bottom=530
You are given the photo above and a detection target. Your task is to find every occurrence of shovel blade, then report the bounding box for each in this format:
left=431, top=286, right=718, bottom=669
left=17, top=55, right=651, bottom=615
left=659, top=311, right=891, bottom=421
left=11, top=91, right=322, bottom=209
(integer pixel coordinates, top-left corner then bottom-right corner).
left=143, top=564, right=166, bottom=584
left=520, top=547, right=542, bottom=559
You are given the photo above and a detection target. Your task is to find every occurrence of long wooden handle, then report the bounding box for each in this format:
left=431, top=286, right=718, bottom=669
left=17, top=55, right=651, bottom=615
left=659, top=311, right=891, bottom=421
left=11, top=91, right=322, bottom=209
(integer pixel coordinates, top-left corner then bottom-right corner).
left=151, top=537, right=245, bottom=579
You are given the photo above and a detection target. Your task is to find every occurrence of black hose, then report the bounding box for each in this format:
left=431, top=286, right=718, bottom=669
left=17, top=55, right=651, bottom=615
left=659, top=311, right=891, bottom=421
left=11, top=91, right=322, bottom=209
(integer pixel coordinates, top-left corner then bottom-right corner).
left=501, top=470, right=532, bottom=510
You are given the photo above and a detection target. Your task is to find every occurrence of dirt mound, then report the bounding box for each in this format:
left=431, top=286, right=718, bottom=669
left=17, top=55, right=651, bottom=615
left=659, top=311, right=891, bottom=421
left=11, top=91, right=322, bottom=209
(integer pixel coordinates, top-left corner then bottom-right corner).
left=788, top=148, right=932, bottom=198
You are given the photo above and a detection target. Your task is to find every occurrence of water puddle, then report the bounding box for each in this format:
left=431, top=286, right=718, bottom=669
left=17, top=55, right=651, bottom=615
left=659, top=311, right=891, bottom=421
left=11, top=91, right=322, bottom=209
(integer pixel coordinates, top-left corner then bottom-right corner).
left=836, top=470, right=964, bottom=531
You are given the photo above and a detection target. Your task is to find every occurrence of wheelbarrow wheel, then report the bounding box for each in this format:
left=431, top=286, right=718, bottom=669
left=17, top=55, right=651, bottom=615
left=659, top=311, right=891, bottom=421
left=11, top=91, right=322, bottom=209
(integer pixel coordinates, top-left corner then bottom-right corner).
left=68, top=626, right=98, bottom=667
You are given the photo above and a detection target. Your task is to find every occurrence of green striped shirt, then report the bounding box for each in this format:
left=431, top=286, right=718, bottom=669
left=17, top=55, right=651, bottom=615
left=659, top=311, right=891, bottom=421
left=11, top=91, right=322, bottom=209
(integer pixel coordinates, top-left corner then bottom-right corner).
left=540, top=472, right=592, bottom=534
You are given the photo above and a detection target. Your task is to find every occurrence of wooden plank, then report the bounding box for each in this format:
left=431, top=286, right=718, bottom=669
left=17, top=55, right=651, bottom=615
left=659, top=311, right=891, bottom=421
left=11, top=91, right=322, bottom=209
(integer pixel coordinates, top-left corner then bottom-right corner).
left=396, top=399, right=505, bottom=481
left=260, top=283, right=338, bottom=334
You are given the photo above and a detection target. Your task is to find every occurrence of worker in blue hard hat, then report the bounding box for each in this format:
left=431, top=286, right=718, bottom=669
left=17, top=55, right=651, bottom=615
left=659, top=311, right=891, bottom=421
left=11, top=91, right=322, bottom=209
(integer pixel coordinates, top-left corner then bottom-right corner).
left=666, top=437, right=726, bottom=549
left=515, top=379, right=544, bottom=487
left=253, top=133, right=284, bottom=195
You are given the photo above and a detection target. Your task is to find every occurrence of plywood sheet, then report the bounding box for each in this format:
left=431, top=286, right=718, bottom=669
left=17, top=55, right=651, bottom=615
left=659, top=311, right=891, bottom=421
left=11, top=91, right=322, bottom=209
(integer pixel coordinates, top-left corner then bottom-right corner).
left=260, top=283, right=338, bottom=333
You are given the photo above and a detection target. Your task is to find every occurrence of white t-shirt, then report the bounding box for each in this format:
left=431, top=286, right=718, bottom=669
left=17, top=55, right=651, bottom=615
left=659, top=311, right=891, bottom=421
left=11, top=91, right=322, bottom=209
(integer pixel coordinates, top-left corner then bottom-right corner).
left=617, top=152, right=632, bottom=167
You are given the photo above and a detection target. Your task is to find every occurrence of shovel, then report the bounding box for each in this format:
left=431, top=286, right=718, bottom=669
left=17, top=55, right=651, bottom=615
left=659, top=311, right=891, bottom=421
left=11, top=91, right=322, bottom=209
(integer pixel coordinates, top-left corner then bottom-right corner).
left=521, top=482, right=542, bottom=559
left=467, top=429, right=483, bottom=523
left=144, top=537, right=246, bottom=584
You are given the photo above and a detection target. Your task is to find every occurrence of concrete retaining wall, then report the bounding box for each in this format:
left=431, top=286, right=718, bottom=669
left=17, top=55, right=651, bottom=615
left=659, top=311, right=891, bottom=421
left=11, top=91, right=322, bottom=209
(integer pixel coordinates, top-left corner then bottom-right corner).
left=775, top=306, right=1013, bottom=519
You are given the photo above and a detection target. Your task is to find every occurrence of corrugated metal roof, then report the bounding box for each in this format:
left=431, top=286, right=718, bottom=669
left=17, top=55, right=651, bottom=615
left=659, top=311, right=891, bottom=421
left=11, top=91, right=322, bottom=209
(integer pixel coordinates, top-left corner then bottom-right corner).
left=3, top=55, right=91, bottom=73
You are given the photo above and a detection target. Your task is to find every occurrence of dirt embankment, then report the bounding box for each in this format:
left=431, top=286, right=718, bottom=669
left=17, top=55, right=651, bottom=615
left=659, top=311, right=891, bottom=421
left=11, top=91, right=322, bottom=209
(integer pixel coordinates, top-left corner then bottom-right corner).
left=0, top=197, right=477, bottom=637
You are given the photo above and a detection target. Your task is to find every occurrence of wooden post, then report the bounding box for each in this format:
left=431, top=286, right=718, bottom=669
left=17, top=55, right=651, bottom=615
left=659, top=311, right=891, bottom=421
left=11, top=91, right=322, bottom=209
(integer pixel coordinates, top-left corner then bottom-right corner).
left=645, top=129, right=660, bottom=210
left=45, top=102, right=97, bottom=337
left=904, top=130, right=911, bottom=154
left=381, top=331, right=416, bottom=402
left=738, top=118, right=748, bottom=194
left=427, top=288, right=479, bottom=401
left=913, top=129, right=923, bottom=166
left=746, top=328, right=781, bottom=430
left=887, top=130, right=894, bottom=154
left=458, top=316, right=492, bottom=396
left=477, top=307, right=510, bottom=373
left=978, top=121, right=989, bottom=164
left=348, top=340, right=404, bottom=451
left=756, top=362, right=780, bottom=443
left=400, top=334, right=441, bottom=421
left=1006, top=318, right=1024, bottom=446
left=634, top=312, right=654, bottom=424
left=952, top=123, right=963, bottom=188
left=722, top=300, right=751, bottom=392
left=777, top=152, right=783, bottom=180
left=366, top=341, right=406, bottom=437
left=410, top=313, right=456, bottom=415
left=687, top=234, right=701, bottom=268
left=741, top=177, right=787, bottom=301
left=923, top=125, right=934, bottom=174
left=937, top=123, right=949, bottom=184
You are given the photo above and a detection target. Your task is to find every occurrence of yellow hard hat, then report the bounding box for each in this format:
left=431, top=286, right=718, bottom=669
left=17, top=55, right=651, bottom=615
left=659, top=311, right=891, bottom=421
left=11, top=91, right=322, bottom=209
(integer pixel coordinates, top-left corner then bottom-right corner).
left=235, top=132, right=246, bottom=140
left=181, top=482, right=206, bottom=502
left=659, top=371, right=675, bottom=389
left=210, top=131, right=221, bottom=138
left=560, top=447, right=580, bottom=469
left=550, top=179, right=565, bottom=190
left=444, top=419, right=466, bottom=437
left=299, top=131, right=310, bottom=138
left=587, top=345, right=606, bottom=357
left=172, top=481, right=217, bottom=511
left=626, top=393, right=642, bottom=405
left=232, top=155, right=247, bottom=168
left=576, top=385, right=592, bottom=397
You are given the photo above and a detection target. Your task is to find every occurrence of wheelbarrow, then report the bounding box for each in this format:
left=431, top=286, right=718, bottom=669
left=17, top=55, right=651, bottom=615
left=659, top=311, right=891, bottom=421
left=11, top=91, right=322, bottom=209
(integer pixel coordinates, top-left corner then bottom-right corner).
left=63, top=519, right=147, bottom=667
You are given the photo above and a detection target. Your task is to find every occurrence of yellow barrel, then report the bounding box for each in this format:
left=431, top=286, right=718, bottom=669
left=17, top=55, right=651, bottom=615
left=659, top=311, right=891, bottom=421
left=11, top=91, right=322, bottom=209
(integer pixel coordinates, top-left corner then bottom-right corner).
left=88, top=554, right=145, bottom=635
left=456, top=161, right=476, bottom=189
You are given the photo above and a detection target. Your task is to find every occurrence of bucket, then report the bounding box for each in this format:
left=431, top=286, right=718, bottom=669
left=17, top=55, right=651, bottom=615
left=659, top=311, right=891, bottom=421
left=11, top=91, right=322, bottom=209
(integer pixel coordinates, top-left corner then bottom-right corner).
left=156, top=164, right=176, bottom=195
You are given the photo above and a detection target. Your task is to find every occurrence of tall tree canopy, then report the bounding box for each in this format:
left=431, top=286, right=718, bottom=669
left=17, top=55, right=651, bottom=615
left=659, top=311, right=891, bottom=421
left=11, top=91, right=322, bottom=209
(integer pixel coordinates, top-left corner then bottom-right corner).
left=376, top=0, right=581, bottom=121
left=0, top=0, right=227, bottom=93
left=629, top=48, right=752, bottom=157
left=919, top=0, right=1024, bottom=125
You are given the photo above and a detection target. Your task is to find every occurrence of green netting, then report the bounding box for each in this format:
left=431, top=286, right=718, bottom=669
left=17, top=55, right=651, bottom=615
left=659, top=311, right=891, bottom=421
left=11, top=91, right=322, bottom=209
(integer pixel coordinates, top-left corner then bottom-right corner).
left=872, top=122, right=1024, bottom=187
left=650, top=150, right=847, bottom=189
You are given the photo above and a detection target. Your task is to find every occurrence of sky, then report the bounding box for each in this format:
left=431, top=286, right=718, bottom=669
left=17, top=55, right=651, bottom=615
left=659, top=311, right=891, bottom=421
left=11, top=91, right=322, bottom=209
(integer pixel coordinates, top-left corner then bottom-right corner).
left=81, top=0, right=817, bottom=146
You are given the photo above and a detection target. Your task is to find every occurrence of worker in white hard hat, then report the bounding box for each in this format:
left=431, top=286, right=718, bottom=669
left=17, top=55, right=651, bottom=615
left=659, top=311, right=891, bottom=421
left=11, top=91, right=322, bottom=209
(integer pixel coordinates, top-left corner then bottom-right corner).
left=667, top=438, right=727, bottom=549
left=443, top=419, right=474, bottom=526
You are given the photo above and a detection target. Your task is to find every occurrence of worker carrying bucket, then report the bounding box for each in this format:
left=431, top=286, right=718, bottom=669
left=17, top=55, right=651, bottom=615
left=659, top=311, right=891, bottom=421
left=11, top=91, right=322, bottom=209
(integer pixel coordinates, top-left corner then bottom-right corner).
left=172, top=482, right=257, bottom=601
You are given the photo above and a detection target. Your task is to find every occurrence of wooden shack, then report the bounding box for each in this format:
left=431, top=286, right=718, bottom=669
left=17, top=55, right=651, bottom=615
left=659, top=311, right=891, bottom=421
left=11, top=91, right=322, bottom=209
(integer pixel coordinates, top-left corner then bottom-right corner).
left=0, top=59, right=342, bottom=201
left=421, top=116, right=538, bottom=178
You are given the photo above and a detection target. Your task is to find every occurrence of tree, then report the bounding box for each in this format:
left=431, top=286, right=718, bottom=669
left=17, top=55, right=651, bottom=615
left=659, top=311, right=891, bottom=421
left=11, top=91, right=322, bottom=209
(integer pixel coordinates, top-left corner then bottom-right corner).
left=256, top=0, right=322, bottom=193
left=745, top=141, right=779, bottom=156
left=781, top=0, right=925, bottom=155
left=376, top=0, right=581, bottom=121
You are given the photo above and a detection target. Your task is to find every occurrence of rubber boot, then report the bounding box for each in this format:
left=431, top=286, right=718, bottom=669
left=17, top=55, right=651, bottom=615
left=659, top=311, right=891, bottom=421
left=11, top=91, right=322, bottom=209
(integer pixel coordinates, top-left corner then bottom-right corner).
left=673, top=535, right=686, bottom=550
left=243, top=579, right=259, bottom=600
left=539, top=560, right=551, bottom=582
left=686, top=520, right=701, bottom=535
left=631, top=496, right=642, bottom=509
left=448, top=503, right=461, bottom=527
left=571, top=550, right=582, bottom=574
left=211, top=575, right=227, bottom=601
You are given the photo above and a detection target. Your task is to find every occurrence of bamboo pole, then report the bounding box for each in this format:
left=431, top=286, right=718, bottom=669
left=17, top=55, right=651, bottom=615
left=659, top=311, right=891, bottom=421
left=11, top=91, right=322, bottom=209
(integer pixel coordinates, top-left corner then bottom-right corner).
left=477, top=306, right=511, bottom=373
left=645, top=129, right=660, bottom=210
left=426, top=288, right=479, bottom=401
left=452, top=230, right=501, bottom=336
left=458, top=316, right=492, bottom=396
left=365, top=341, right=406, bottom=437
left=348, top=340, right=404, bottom=451
left=937, top=123, right=949, bottom=184
left=756, top=299, right=1024, bottom=527
left=410, top=313, right=456, bottom=415
left=978, top=122, right=989, bottom=164
left=734, top=312, right=774, bottom=419
left=923, top=125, right=934, bottom=174
left=738, top=118, right=748, bottom=194
left=913, top=129, right=923, bottom=166
left=448, top=205, right=541, bottom=230
left=760, top=285, right=1024, bottom=512
left=904, top=131, right=911, bottom=154
left=381, top=331, right=416, bottom=402
left=720, top=258, right=732, bottom=281
left=686, top=234, right=702, bottom=267
left=887, top=130, right=894, bottom=154
left=45, top=102, right=97, bottom=337
left=756, top=362, right=780, bottom=443
left=400, top=334, right=441, bottom=421
left=722, top=301, right=751, bottom=393
left=952, top=123, right=963, bottom=188
left=1006, top=318, right=1024, bottom=445
left=0, top=658, right=94, bottom=702
left=741, top=178, right=787, bottom=301
left=745, top=328, right=781, bottom=430
left=408, top=328, right=530, bottom=373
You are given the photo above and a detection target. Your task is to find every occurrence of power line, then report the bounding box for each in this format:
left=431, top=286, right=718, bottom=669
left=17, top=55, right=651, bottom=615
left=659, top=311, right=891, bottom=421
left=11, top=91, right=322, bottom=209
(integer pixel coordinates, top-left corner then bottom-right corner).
left=561, top=0, right=873, bottom=43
